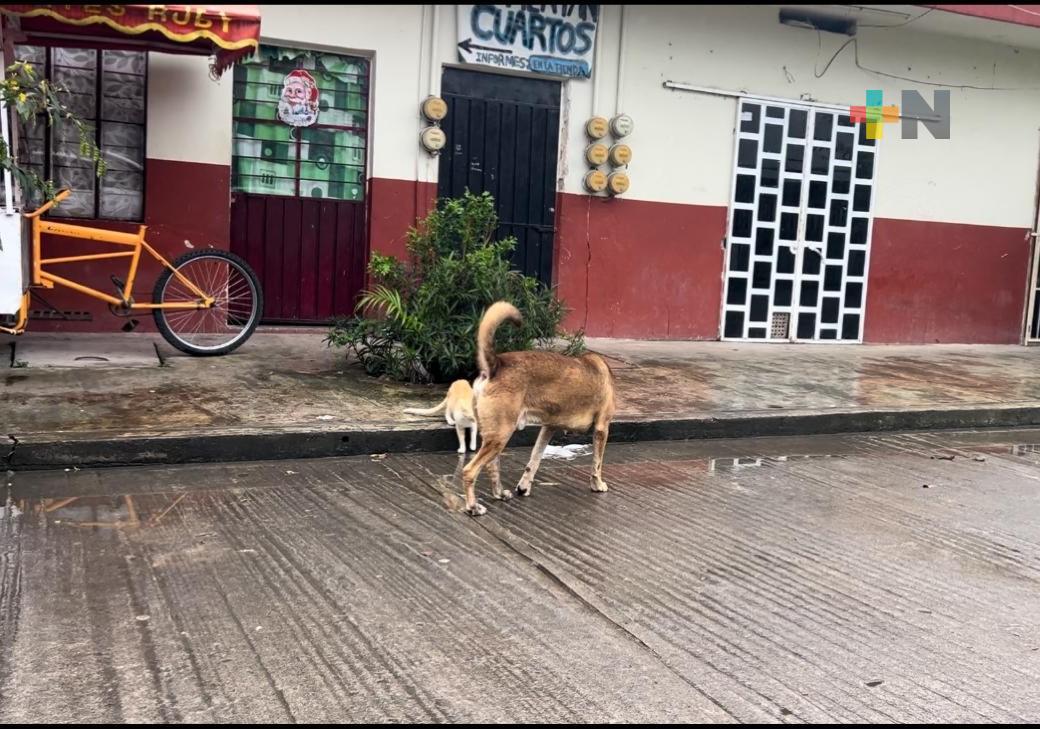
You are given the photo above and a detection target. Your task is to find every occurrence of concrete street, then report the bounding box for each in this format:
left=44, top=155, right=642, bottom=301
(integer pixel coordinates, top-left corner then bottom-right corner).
left=2, top=428, right=1039, bottom=722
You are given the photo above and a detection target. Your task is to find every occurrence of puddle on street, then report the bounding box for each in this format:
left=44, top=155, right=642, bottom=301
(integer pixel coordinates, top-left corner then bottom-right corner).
left=707, top=453, right=847, bottom=472
left=12, top=493, right=186, bottom=530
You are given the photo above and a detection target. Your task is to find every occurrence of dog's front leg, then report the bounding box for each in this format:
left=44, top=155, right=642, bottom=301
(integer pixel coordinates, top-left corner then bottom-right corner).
left=516, top=426, right=554, bottom=497
left=489, top=457, right=512, bottom=500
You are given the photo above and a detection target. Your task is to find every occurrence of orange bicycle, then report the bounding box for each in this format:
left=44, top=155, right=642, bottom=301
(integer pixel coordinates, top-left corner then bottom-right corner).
left=0, top=188, right=263, bottom=356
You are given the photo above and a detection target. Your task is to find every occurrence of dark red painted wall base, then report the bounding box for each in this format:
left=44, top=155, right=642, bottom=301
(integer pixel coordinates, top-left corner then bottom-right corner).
left=31, top=158, right=230, bottom=333
left=555, top=193, right=727, bottom=339
left=30, top=165, right=1032, bottom=345
left=864, top=218, right=1031, bottom=344
left=554, top=195, right=1031, bottom=343
left=368, top=178, right=438, bottom=261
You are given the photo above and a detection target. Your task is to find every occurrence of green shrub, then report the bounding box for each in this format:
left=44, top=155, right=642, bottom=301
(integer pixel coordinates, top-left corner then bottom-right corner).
left=326, top=191, right=583, bottom=383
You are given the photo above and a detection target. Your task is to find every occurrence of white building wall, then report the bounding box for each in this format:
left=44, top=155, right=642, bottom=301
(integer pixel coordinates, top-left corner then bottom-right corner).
left=433, top=4, right=1040, bottom=228
left=161, top=5, right=1040, bottom=229
left=146, top=53, right=233, bottom=166
left=575, top=4, right=1040, bottom=228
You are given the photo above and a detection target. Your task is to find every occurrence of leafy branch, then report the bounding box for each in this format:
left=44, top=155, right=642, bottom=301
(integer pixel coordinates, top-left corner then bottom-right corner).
left=0, top=59, right=105, bottom=204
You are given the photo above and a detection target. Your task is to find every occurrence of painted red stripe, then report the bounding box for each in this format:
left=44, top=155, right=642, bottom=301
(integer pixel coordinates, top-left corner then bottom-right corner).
left=925, top=4, right=1040, bottom=30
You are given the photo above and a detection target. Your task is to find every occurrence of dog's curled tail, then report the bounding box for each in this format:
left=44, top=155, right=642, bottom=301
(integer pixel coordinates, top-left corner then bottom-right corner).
left=477, top=301, right=522, bottom=378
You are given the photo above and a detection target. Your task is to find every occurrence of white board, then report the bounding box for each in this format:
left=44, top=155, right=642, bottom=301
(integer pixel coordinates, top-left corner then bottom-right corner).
left=0, top=19, right=24, bottom=317
left=0, top=212, right=24, bottom=316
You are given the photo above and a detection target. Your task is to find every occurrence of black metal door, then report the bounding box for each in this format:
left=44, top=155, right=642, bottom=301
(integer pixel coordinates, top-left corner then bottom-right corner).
left=438, top=68, right=561, bottom=285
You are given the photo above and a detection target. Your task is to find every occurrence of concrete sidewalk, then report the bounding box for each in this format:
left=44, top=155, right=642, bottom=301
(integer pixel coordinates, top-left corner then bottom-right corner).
left=5, top=330, right=1040, bottom=468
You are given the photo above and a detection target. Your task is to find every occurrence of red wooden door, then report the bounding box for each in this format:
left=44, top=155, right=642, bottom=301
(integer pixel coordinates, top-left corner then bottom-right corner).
left=230, top=194, right=366, bottom=323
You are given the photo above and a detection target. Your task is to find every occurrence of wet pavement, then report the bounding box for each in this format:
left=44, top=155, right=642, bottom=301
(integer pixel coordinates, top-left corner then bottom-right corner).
left=3, top=428, right=1040, bottom=722
left=7, top=332, right=1040, bottom=439
left=8, top=332, right=1040, bottom=468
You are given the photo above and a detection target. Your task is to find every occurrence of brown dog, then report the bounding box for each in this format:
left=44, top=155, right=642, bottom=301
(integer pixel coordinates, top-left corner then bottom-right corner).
left=462, top=301, right=616, bottom=515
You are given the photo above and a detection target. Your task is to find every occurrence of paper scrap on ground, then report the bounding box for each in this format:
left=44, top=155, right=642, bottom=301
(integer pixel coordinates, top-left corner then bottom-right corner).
left=543, top=444, right=592, bottom=460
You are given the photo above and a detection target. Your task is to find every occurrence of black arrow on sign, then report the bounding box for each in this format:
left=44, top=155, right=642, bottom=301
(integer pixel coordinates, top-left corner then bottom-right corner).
left=457, top=38, right=501, bottom=54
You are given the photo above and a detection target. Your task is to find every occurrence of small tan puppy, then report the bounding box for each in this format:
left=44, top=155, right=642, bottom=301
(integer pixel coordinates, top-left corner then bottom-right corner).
left=463, top=301, right=616, bottom=515
left=404, top=379, right=478, bottom=454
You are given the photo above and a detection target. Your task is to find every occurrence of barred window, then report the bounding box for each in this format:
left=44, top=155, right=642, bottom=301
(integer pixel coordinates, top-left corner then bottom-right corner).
left=232, top=45, right=368, bottom=201
left=11, top=44, right=147, bottom=221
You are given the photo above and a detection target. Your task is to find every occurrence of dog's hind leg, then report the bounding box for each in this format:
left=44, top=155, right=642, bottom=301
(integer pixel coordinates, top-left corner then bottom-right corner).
left=454, top=422, right=467, bottom=454
left=591, top=416, right=610, bottom=493
left=516, top=426, right=555, bottom=497
left=469, top=423, right=478, bottom=452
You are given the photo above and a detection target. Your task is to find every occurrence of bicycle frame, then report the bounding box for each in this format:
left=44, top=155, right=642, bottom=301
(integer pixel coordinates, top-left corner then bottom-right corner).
left=0, top=189, right=215, bottom=335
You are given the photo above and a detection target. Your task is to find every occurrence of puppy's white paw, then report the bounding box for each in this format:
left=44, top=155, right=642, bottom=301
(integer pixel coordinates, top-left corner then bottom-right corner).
left=467, top=502, right=487, bottom=516
left=591, top=480, right=609, bottom=493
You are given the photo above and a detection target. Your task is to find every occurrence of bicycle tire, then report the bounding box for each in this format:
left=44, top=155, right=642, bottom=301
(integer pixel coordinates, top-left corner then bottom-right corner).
left=152, top=249, right=263, bottom=356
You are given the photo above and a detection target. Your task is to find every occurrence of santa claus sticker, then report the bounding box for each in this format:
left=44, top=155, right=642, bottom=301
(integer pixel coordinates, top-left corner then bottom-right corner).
left=278, top=69, right=319, bottom=127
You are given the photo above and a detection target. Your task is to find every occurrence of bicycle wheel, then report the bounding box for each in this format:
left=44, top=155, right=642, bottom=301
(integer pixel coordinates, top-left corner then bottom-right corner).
left=152, top=249, right=263, bottom=356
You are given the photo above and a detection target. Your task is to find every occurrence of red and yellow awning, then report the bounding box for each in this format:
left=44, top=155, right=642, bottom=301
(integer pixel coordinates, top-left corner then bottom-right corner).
left=0, top=4, right=260, bottom=76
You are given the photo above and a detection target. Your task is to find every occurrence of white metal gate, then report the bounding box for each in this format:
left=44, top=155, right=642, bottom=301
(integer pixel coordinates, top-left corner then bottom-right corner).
left=721, top=98, right=879, bottom=342
left=1025, top=176, right=1040, bottom=343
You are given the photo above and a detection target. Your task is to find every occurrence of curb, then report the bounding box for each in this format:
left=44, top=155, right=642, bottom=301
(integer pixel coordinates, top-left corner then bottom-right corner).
left=8, top=403, right=1040, bottom=471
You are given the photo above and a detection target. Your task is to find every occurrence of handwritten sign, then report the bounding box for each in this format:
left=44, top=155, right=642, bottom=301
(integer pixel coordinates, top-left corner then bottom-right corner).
left=456, top=4, right=599, bottom=80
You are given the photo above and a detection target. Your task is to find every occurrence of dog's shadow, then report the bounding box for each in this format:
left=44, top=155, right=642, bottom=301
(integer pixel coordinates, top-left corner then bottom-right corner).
left=433, top=453, right=469, bottom=513
left=434, top=448, right=582, bottom=513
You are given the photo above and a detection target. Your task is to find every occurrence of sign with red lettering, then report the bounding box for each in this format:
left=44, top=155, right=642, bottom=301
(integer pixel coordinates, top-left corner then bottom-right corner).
left=0, top=4, right=261, bottom=76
